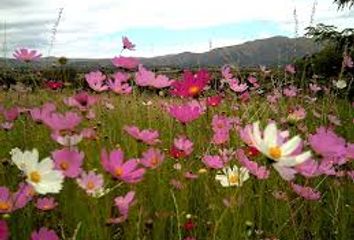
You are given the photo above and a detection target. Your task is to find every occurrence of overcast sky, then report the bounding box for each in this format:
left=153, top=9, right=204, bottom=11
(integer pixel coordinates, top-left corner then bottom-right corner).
left=0, top=0, right=353, bottom=58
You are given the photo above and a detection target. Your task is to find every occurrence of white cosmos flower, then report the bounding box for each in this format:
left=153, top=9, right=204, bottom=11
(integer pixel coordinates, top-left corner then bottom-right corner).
left=215, top=165, right=249, bottom=187
left=333, top=80, right=347, bottom=89
left=248, top=122, right=311, bottom=180
left=10, top=148, right=39, bottom=171
left=11, top=148, right=64, bottom=194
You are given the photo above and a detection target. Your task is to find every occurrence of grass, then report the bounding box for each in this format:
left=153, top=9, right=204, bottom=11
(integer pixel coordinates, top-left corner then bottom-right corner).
left=0, top=89, right=353, bottom=240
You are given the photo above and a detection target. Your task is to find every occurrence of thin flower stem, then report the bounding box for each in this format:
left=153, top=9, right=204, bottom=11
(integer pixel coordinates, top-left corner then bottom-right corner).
left=170, top=189, right=182, bottom=240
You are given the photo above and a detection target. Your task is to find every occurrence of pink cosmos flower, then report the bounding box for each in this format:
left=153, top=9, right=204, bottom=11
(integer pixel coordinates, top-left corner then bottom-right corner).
left=51, top=132, right=83, bottom=147
left=290, top=183, right=321, bottom=201
left=309, top=127, right=347, bottom=159
left=295, top=159, right=319, bottom=178
left=239, top=91, right=250, bottom=102
left=235, top=149, right=270, bottom=179
left=288, top=106, right=306, bottom=122
left=140, top=148, right=165, bottom=169
left=30, top=103, right=56, bottom=123
left=13, top=183, right=34, bottom=210
left=108, top=72, right=132, bottom=94
left=122, top=36, right=135, bottom=50
left=343, top=53, right=353, bottom=68
left=229, top=78, right=248, bottom=93
left=170, top=69, right=210, bottom=97
left=212, top=131, right=230, bottom=145
left=309, top=83, right=321, bottom=93
left=123, top=125, right=160, bottom=145
left=43, top=111, right=82, bottom=132
left=0, top=187, right=13, bottom=214
left=167, top=101, right=204, bottom=124
left=52, top=148, right=84, bottom=178
left=64, top=91, right=97, bottom=110
left=0, top=122, right=13, bottom=130
left=173, top=136, right=193, bottom=156
left=112, top=56, right=140, bottom=69
left=135, top=65, right=174, bottom=88
left=35, top=197, right=58, bottom=211
left=221, top=65, right=233, bottom=80
left=45, top=80, right=63, bottom=90
left=206, top=95, right=222, bottom=107
left=212, top=115, right=233, bottom=133
left=285, top=64, right=296, bottom=74
left=184, top=171, right=198, bottom=180
left=77, top=171, right=104, bottom=196
left=109, top=191, right=135, bottom=223
left=85, top=70, right=108, bottom=92
left=13, top=48, right=42, bottom=62
left=31, top=227, right=59, bottom=240
left=2, top=107, right=19, bottom=122
left=0, top=220, right=9, bottom=240
left=101, top=149, right=145, bottom=183
left=283, top=86, right=298, bottom=97
left=202, top=155, right=224, bottom=169
left=247, top=75, right=260, bottom=89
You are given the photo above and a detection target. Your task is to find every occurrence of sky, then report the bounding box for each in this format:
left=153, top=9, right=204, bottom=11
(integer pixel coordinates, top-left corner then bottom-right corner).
left=0, top=0, right=353, bottom=58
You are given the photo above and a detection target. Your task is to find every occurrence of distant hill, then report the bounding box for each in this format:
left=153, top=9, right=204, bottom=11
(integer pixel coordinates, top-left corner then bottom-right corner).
left=0, top=36, right=320, bottom=69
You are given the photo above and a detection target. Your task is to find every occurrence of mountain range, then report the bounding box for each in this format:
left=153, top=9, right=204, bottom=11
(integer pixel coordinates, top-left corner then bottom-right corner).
left=0, top=36, right=321, bottom=69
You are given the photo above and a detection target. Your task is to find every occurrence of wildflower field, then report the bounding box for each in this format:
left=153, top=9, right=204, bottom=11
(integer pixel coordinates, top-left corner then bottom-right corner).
left=0, top=36, right=353, bottom=240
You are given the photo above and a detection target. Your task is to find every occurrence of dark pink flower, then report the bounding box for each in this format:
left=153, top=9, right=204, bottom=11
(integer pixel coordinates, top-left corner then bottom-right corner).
left=109, top=191, right=135, bottom=223
left=64, top=91, right=97, bottom=110
left=85, top=71, right=109, bottom=92
left=202, top=155, right=224, bottom=169
left=235, top=149, right=269, bottom=179
left=140, top=148, right=165, bottom=169
left=295, top=159, right=319, bottom=178
left=112, top=56, right=140, bottom=69
left=35, top=197, right=58, bottom=211
left=101, top=149, right=145, bottom=183
left=290, top=183, right=321, bottom=201
left=0, top=187, right=13, bottom=213
left=170, top=69, right=210, bottom=97
left=206, top=95, right=222, bottom=107
left=45, top=80, right=63, bottom=90
left=0, top=220, right=9, bottom=240
left=13, top=183, right=34, bottom=210
left=52, top=148, right=84, bottom=178
left=3, top=107, right=19, bottom=122
left=124, top=125, right=160, bottom=145
left=13, top=48, right=42, bottom=62
left=31, top=227, right=59, bottom=240
left=172, top=136, right=193, bottom=157
left=122, top=36, right=136, bottom=50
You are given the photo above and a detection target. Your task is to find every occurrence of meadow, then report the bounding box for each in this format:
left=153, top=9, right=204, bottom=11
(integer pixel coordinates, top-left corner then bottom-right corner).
left=0, top=38, right=353, bottom=240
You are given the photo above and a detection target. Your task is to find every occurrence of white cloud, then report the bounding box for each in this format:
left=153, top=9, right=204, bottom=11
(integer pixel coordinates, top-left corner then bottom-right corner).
left=0, top=0, right=353, bottom=57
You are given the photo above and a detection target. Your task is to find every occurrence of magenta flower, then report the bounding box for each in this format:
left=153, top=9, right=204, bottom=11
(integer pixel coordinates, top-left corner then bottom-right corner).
left=43, top=111, right=82, bottom=132
left=31, top=227, right=59, bottom=240
left=101, top=149, right=145, bottom=183
left=212, top=131, right=230, bottom=145
left=140, top=148, right=165, bottom=169
left=135, top=65, right=173, bottom=88
left=206, top=95, right=222, bottom=107
left=170, top=69, right=210, bottom=97
left=309, top=127, right=347, bottom=159
left=202, top=155, right=224, bottom=169
left=64, top=91, right=97, bottom=110
left=295, top=159, right=319, bottom=178
left=30, top=103, right=56, bottom=123
left=0, top=220, right=9, bottom=240
left=167, top=101, right=204, bottom=124
left=235, top=149, right=270, bottom=179
left=248, top=75, right=260, bottom=89
left=212, top=115, right=233, bottom=133
left=123, top=125, right=160, bottom=145
left=108, top=72, right=132, bottom=94
left=77, top=171, right=104, bottom=196
left=13, top=182, right=34, bottom=210
left=229, top=78, right=248, bottom=93
left=13, top=48, right=42, bottom=62
left=3, top=107, right=19, bottom=122
left=112, top=56, right=140, bottom=69
left=290, top=183, right=321, bottom=201
left=35, top=197, right=58, bottom=211
left=85, top=71, right=109, bottom=92
left=109, top=191, right=135, bottom=223
left=285, top=64, right=296, bottom=74
left=122, top=36, right=136, bottom=50
left=52, top=148, right=84, bottom=178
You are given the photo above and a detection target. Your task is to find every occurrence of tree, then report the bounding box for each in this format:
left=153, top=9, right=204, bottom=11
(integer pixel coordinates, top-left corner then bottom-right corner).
left=334, top=0, right=354, bottom=9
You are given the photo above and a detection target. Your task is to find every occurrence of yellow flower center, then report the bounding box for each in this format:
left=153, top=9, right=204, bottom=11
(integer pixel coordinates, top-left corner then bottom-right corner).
left=30, top=171, right=41, bottom=183
left=60, top=161, right=69, bottom=170
left=115, top=167, right=124, bottom=177
left=87, top=180, right=95, bottom=190
left=188, top=86, right=200, bottom=95
left=0, top=201, right=11, bottom=211
left=228, top=174, right=239, bottom=185
left=269, top=147, right=282, bottom=159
